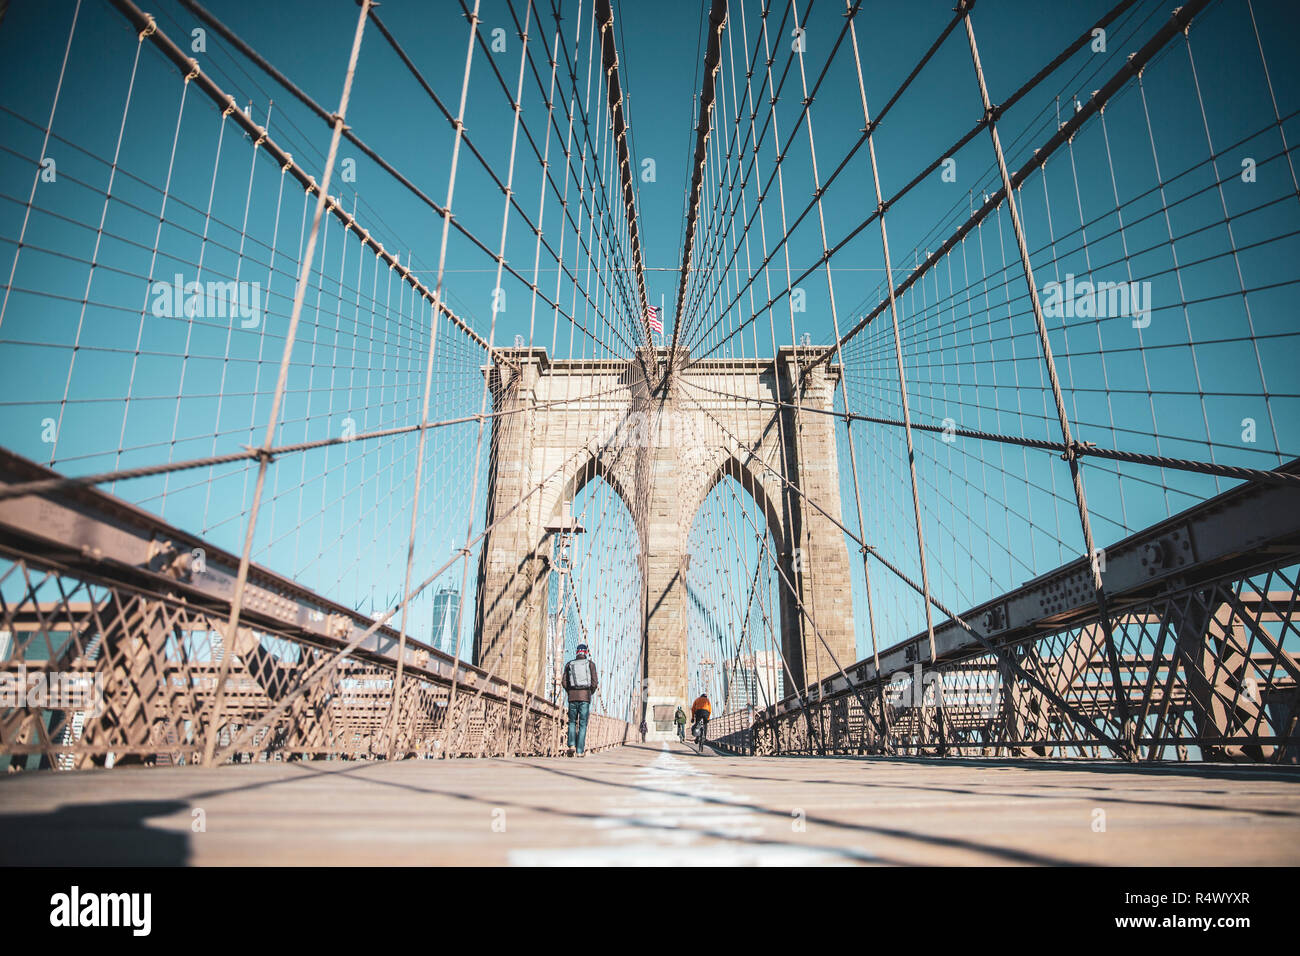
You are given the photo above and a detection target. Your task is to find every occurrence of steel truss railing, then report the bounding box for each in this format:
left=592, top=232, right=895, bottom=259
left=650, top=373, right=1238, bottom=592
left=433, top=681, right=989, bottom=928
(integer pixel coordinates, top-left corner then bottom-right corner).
left=0, top=548, right=627, bottom=770
left=0, top=449, right=629, bottom=770
left=709, top=467, right=1300, bottom=763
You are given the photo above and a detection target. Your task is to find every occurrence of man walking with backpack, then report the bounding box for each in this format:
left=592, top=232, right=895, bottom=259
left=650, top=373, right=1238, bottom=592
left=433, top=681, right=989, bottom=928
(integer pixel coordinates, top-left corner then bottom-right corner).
left=562, top=643, right=599, bottom=757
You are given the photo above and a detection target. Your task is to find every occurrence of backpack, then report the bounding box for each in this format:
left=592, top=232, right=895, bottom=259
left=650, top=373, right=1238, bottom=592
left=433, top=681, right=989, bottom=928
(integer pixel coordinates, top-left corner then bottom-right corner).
left=566, top=657, right=594, bottom=690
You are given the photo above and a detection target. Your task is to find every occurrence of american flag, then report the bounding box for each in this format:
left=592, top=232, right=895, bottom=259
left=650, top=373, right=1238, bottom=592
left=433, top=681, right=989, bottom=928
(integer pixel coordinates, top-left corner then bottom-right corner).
left=647, top=305, right=663, bottom=335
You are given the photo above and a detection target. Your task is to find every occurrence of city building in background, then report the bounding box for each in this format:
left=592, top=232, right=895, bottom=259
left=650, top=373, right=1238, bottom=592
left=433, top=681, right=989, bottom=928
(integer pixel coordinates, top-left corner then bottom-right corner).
left=722, top=650, right=783, bottom=713
left=431, top=588, right=460, bottom=657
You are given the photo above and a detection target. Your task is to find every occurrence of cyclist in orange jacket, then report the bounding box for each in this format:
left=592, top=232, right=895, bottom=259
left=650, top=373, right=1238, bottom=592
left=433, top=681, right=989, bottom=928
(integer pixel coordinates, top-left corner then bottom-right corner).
left=690, top=692, right=711, bottom=742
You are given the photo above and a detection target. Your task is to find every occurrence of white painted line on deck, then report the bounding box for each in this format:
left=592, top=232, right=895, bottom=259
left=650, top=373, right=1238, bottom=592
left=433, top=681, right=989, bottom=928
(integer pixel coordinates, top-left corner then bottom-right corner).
left=510, top=746, right=877, bottom=865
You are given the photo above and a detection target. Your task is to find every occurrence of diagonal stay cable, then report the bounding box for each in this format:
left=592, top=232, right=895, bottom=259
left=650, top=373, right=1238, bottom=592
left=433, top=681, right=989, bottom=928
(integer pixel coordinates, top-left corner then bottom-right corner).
left=213, top=400, right=654, bottom=765
left=799, top=0, right=1214, bottom=380
left=676, top=381, right=1130, bottom=754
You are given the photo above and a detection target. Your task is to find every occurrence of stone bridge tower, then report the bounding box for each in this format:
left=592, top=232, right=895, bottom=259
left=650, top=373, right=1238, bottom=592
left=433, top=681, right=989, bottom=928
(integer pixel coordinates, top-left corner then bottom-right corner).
left=473, top=347, right=855, bottom=736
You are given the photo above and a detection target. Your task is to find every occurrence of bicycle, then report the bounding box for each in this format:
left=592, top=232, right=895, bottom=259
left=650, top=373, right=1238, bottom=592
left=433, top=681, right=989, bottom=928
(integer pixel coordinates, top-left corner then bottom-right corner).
left=691, top=715, right=708, bottom=753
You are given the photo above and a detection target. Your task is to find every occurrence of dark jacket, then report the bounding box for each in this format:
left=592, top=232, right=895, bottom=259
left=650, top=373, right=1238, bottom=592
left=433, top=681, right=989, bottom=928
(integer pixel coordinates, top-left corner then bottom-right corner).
left=562, top=655, right=599, bottom=703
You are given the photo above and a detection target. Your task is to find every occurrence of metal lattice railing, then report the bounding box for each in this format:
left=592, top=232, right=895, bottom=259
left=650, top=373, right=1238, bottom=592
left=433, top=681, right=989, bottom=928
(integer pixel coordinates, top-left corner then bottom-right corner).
left=710, top=554, right=1299, bottom=762
left=0, top=549, right=629, bottom=770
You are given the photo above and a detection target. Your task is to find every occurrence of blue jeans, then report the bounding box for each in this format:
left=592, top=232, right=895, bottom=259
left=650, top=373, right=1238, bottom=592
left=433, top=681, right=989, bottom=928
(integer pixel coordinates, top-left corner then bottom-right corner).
left=567, top=700, right=590, bottom=753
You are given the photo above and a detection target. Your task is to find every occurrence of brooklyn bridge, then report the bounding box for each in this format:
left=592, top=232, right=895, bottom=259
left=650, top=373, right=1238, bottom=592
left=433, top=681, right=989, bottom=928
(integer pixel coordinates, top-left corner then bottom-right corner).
left=0, top=0, right=1297, bottom=867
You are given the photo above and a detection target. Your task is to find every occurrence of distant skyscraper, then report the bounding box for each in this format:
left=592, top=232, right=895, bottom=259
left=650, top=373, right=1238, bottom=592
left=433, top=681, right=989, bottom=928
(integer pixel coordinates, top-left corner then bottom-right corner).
left=723, top=656, right=757, bottom=712
left=752, top=650, right=782, bottom=708
left=723, top=651, right=783, bottom=712
left=431, top=588, right=460, bottom=656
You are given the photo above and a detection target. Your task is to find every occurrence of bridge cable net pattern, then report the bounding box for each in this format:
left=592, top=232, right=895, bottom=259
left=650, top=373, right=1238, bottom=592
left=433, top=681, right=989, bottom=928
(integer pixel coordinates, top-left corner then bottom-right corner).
left=673, top=0, right=1299, bottom=762
left=0, top=0, right=647, bottom=766
left=0, top=0, right=1297, bottom=770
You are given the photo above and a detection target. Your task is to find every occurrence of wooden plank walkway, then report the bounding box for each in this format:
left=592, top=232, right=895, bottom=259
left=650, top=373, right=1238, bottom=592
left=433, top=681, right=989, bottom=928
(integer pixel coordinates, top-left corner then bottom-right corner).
left=2, top=742, right=1297, bottom=865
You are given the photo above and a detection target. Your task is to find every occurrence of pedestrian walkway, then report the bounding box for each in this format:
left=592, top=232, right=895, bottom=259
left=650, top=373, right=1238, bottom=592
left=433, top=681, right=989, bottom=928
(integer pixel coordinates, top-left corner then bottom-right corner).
left=1, top=744, right=1296, bottom=865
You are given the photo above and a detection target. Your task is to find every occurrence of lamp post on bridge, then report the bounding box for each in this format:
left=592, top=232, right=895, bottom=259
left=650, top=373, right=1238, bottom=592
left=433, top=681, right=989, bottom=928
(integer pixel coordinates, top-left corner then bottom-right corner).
left=545, top=504, right=585, bottom=708
left=700, top=656, right=715, bottom=704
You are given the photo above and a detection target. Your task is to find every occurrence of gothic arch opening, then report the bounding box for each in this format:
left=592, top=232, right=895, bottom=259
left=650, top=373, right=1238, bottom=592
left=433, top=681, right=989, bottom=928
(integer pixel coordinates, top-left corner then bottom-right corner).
left=685, top=457, right=794, bottom=717
left=549, top=452, right=638, bottom=535
left=544, top=463, right=642, bottom=726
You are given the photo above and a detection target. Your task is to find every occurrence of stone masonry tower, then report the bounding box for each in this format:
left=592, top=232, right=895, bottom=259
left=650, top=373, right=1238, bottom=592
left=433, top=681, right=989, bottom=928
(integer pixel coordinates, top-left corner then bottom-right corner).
left=474, top=346, right=855, bottom=738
